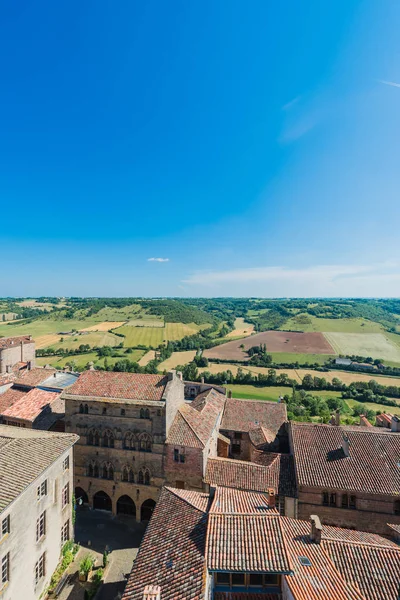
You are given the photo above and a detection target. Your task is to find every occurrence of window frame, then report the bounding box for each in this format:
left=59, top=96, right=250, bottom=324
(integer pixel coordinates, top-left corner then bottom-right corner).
left=61, top=520, right=70, bottom=545
left=35, top=553, right=46, bottom=585
left=1, top=553, right=9, bottom=587
left=62, top=483, right=70, bottom=509
left=1, top=516, right=10, bottom=539
left=63, top=456, right=70, bottom=471
left=36, top=511, right=46, bottom=543
left=37, top=480, right=48, bottom=501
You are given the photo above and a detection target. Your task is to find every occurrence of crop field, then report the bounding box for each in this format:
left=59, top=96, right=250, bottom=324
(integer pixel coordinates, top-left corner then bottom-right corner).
left=345, top=398, right=400, bottom=414
left=204, top=330, right=335, bottom=361
left=35, top=334, right=63, bottom=349
left=113, top=322, right=201, bottom=348
left=323, top=332, right=400, bottom=363
left=138, top=350, right=157, bottom=366
left=225, top=384, right=342, bottom=402
left=36, top=349, right=145, bottom=370
left=281, top=315, right=384, bottom=334
left=79, top=321, right=126, bottom=332
left=158, top=351, right=197, bottom=371
left=94, top=304, right=143, bottom=321
left=0, top=318, right=102, bottom=339
left=126, top=319, right=164, bottom=327
left=50, top=331, right=121, bottom=350
left=225, top=318, right=255, bottom=338
left=269, top=352, right=335, bottom=365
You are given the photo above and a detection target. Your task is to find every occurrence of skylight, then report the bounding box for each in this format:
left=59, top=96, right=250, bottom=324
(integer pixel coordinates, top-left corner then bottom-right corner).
left=299, top=556, right=312, bottom=567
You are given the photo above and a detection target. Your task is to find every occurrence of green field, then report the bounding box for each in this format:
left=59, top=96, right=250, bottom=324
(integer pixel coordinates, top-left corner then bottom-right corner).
left=226, top=384, right=342, bottom=402
left=323, top=332, right=400, bottom=363
left=0, top=318, right=100, bottom=338
left=345, top=397, right=400, bottom=414
left=281, top=315, right=384, bottom=334
left=113, top=322, right=202, bottom=348
left=36, top=349, right=145, bottom=370
left=50, top=331, right=121, bottom=350
left=269, top=351, right=335, bottom=365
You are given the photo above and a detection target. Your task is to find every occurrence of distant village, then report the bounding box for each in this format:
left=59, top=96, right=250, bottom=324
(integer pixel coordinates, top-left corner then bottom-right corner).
left=0, top=334, right=399, bottom=600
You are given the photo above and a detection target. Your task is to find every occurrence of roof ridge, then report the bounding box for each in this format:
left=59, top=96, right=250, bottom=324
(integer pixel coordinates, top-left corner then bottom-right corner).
left=323, top=536, right=400, bottom=551
left=178, top=405, right=206, bottom=446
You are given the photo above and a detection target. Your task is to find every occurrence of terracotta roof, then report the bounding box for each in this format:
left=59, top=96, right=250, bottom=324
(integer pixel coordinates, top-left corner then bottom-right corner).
left=14, top=366, right=57, bottom=387
left=166, top=389, right=225, bottom=449
left=388, top=523, right=400, bottom=535
left=0, top=386, right=28, bottom=414
left=376, top=413, right=393, bottom=424
left=166, top=487, right=210, bottom=512
left=209, top=486, right=277, bottom=515
left=2, top=387, right=61, bottom=422
left=214, top=595, right=280, bottom=600
left=290, top=422, right=400, bottom=495
left=64, top=370, right=168, bottom=401
left=325, top=538, right=400, bottom=600
left=221, top=398, right=287, bottom=435
left=281, top=518, right=365, bottom=600
left=359, top=415, right=373, bottom=427
left=205, top=454, right=297, bottom=497
left=0, top=335, right=33, bottom=350
left=207, top=512, right=292, bottom=573
left=248, top=425, right=275, bottom=448
left=0, top=426, right=78, bottom=513
left=122, top=487, right=208, bottom=600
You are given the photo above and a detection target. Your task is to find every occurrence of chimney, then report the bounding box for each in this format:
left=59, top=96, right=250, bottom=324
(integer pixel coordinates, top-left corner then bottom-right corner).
left=20, top=339, right=24, bottom=362
left=310, top=515, right=322, bottom=544
left=335, top=409, right=340, bottom=426
left=167, top=370, right=175, bottom=381
left=88, top=361, right=95, bottom=371
left=227, top=389, right=232, bottom=399
left=27, top=361, right=32, bottom=371
left=177, top=371, right=183, bottom=381
left=267, top=488, right=275, bottom=510
left=342, top=433, right=350, bottom=457
left=391, top=415, right=400, bottom=433
left=143, top=585, right=161, bottom=600
left=201, top=376, right=205, bottom=384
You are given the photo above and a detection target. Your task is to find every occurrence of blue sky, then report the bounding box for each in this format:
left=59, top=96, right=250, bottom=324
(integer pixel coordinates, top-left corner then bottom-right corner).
left=1, top=0, right=400, bottom=297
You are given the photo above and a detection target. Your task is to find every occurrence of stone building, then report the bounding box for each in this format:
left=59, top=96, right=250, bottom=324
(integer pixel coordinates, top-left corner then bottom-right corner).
left=164, top=388, right=226, bottom=490
left=0, top=425, right=78, bottom=600
left=62, top=369, right=185, bottom=522
left=289, top=422, right=400, bottom=534
left=219, top=397, right=288, bottom=460
left=0, top=335, right=35, bottom=374
left=122, top=485, right=400, bottom=600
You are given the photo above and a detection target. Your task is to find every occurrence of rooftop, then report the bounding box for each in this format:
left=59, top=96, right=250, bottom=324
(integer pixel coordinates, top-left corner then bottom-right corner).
left=0, top=386, right=28, bottom=414
left=221, top=398, right=287, bottom=435
left=0, top=426, right=78, bottom=513
left=290, top=422, right=400, bottom=495
left=1, top=387, right=61, bottom=422
left=205, top=454, right=297, bottom=497
left=0, top=335, right=33, bottom=350
left=14, top=366, right=57, bottom=387
left=63, top=370, right=169, bottom=402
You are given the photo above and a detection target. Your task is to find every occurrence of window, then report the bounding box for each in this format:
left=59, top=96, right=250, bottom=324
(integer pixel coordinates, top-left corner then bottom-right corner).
left=102, top=407, right=107, bottom=415
left=180, top=454, right=185, bottom=463
left=122, top=466, right=129, bottom=482
left=84, top=404, right=88, bottom=414
left=234, top=432, right=242, bottom=440
left=61, top=520, right=69, bottom=545
left=1, top=516, right=10, bottom=538
left=129, top=469, right=134, bottom=483
left=232, top=443, right=241, bottom=455
left=157, top=409, right=161, bottom=416
left=121, top=409, right=126, bottom=416
left=323, top=491, right=336, bottom=506
left=1, top=553, right=9, bottom=587
left=394, top=500, right=400, bottom=515
left=94, top=431, right=100, bottom=446
left=88, top=463, right=94, bottom=477
left=37, top=480, right=47, bottom=501
left=276, top=495, right=285, bottom=516
left=139, top=434, right=152, bottom=452
left=249, top=574, right=263, bottom=586
left=63, top=456, right=70, bottom=471
left=35, top=553, right=46, bottom=584
left=94, top=463, right=99, bottom=478
left=216, top=572, right=230, bottom=585
left=341, top=494, right=349, bottom=508
left=349, top=495, right=356, bottom=509
left=103, top=430, right=114, bottom=448
left=36, top=511, right=46, bottom=542
left=62, top=483, right=70, bottom=509
left=87, top=431, right=93, bottom=445
left=79, top=403, right=84, bottom=414
left=231, top=573, right=245, bottom=586
left=144, top=470, right=150, bottom=485
left=174, top=449, right=179, bottom=462
left=145, top=409, right=150, bottom=419
left=140, top=408, right=145, bottom=419
left=330, top=493, right=336, bottom=506
left=124, top=432, right=136, bottom=450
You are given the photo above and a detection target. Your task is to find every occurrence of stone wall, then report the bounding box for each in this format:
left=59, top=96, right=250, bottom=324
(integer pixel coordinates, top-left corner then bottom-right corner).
left=0, top=340, right=35, bottom=373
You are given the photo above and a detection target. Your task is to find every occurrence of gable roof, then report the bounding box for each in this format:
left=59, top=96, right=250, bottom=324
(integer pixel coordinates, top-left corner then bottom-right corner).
left=122, top=486, right=208, bottom=600
left=166, top=389, right=225, bottom=449
left=221, top=398, right=287, bottom=434
left=0, top=426, right=78, bottom=513
left=0, top=336, right=33, bottom=350
left=205, top=454, right=297, bottom=497
left=64, top=370, right=168, bottom=402
left=0, top=386, right=28, bottom=414
left=1, top=387, right=61, bottom=422
left=290, top=422, right=400, bottom=495
left=209, top=486, right=277, bottom=515
left=14, top=366, right=57, bottom=387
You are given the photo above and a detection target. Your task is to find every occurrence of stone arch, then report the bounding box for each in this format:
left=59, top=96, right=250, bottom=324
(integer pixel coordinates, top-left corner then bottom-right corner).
left=79, top=403, right=84, bottom=414
left=102, top=429, right=115, bottom=448
left=141, top=498, right=156, bottom=521
left=124, top=431, right=137, bottom=450
left=122, top=465, right=134, bottom=483
left=117, top=495, right=136, bottom=516
left=75, top=487, right=88, bottom=505
left=138, top=467, right=151, bottom=485
left=102, top=462, right=114, bottom=480
left=93, top=490, right=112, bottom=511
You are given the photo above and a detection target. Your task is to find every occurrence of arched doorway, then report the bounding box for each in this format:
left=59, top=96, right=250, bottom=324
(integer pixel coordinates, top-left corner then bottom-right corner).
left=93, top=490, right=112, bottom=511
left=117, top=495, right=136, bottom=516
left=141, top=499, right=156, bottom=522
left=75, top=487, right=89, bottom=506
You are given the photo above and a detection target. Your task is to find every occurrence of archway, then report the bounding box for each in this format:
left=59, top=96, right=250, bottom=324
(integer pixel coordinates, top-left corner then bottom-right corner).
left=93, top=490, right=112, bottom=511
left=117, top=495, right=136, bottom=516
left=75, top=487, right=89, bottom=505
left=141, top=499, right=156, bottom=522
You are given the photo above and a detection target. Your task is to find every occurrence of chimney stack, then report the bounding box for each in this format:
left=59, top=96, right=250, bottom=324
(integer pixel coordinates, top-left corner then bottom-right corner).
left=227, top=389, right=232, bottom=399
left=335, top=409, right=340, bottom=426
left=310, top=515, right=322, bottom=544
left=177, top=371, right=183, bottom=381
left=391, top=415, right=400, bottom=432
left=267, top=488, right=275, bottom=510
left=201, top=376, right=205, bottom=384
left=342, top=433, right=350, bottom=457
left=143, top=585, right=161, bottom=600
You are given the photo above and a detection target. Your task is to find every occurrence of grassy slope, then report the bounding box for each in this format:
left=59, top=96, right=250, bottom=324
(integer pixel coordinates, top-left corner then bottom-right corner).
left=226, top=384, right=343, bottom=402
left=114, top=322, right=202, bottom=347
left=36, top=349, right=144, bottom=370
left=281, top=316, right=384, bottom=333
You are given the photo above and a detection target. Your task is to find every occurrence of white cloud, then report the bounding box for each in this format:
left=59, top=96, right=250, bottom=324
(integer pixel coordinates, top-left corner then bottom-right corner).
left=378, top=80, right=400, bottom=88
left=182, top=262, right=400, bottom=297
left=147, top=257, right=170, bottom=262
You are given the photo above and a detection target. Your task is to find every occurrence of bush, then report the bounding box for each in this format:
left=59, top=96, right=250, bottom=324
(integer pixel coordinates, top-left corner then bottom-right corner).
left=79, top=554, right=95, bottom=575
